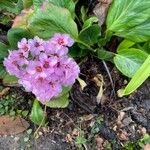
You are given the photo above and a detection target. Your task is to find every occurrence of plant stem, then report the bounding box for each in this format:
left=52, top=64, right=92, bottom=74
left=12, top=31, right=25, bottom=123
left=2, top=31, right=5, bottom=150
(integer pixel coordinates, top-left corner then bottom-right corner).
left=76, top=40, right=95, bottom=52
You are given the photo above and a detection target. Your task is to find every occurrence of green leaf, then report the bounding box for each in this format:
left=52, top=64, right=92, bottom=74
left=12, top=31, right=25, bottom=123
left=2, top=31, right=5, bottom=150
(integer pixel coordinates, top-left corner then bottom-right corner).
left=2, top=74, right=18, bottom=85
left=42, top=87, right=70, bottom=108
left=106, top=0, right=150, bottom=42
left=97, top=48, right=114, bottom=61
left=7, top=28, right=33, bottom=48
left=33, top=0, right=43, bottom=8
left=0, top=42, right=9, bottom=62
left=114, top=48, right=148, bottom=78
left=48, top=0, right=75, bottom=18
left=28, top=2, right=78, bottom=40
left=79, top=24, right=101, bottom=46
left=22, top=0, right=33, bottom=8
left=82, top=16, right=98, bottom=29
left=30, top=99, right=46, bottom=125
left=33, top=0, right=75, bottom=17
left=0, top=66, right=6, bottom=79
left=68, top=43, right=88, bottom=57
left=0, top=0, right=19, bottom=14
left=117, top=39, right=135, bottom=52
left=118, top=55, right=150, bottom=97
left=16, top=0, right=23, bottom=13
left=45, top=94, right=69, bottom=108
left=80, top=6, right=88, bottom=23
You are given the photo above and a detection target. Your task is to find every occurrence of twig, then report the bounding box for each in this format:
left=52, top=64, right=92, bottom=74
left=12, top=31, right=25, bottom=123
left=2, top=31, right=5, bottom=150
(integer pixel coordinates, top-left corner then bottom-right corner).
left=102, top=60, right=116, bottom=98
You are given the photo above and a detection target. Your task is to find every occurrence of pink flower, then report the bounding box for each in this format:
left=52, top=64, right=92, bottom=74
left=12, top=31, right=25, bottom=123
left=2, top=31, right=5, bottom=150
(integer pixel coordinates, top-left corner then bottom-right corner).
left=3, top=50, right=28, bottom=77
left=55, top=57, right=80, bottom=86
left=45, top=40, right=68, bottom=57
left=4, top=33, right=80, bottom=102
left=29, top=36, right=44, bottom=55
left=26, top=60, right=47, bottom=79
left=32, top=77, right=61, bottom=102
left=50, top=33, right=74, bottom=48
left=18, top=38, right=30, bottom=53
left=3, top=57, right=20, bottom=77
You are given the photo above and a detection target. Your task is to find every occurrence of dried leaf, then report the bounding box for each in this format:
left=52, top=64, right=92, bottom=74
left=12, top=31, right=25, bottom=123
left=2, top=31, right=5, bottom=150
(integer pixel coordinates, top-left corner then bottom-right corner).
left=93, top=0, right=112, bottom=26
left=65, top=134, right=73, bottom=143
left=0, top=115, right=29, bottom=135
left=117, top=111, right=125, bottom=125
left=117, top=130, right=128, bottom=141
left=79, top=114, right=94, bottom=122
left=0, top=87, right=10, bottom=97
left=77, top=78, right=87, bottom=90
left=93, top=74, right=104, bottom=104
left=144, top=144, right=150, bottom=150
left=95, top=135, right=104, bottom=150
left=12, top=8, right=33, bottom=28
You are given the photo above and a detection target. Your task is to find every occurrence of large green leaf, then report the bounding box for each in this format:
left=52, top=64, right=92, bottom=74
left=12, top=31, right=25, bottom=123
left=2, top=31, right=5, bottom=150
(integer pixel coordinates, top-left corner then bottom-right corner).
left=0, top=66, right=7, bottom=79
left=106, top=0, right=150, bottom=42
left=41, top=87, right=70, bottom=108
left=0, top=0, right=18, bottom=13
left=33, top=0, right=43, bottom=8
left=79, top=24, right=101, bottom=46
left=30, top=99, right=46, bottom=125
left=48, top=0, right=75, bottom=17
left=2, top=74, right=18, bottom=85
left=114, top=48, right=148, bottom=78
left=117, top=39, right=135, bottom=52
left=118, top=55, right=150, bottom=97
left=22, top=0, right=33, bottom=8
left=33, top=0, right=75, bottom=17
left=7, top=28, right=33, bottom=48
left=82, top=16, right=98, bottom=29
left=97, top=48, right=114, bottom=61
left=28, top=2, right=78, bottom=40
left=0, top=42, right=9, bottom=62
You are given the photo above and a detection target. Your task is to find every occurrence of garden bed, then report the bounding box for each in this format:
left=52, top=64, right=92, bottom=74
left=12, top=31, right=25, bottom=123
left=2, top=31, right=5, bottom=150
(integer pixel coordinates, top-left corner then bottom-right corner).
left=0, top=0, right=150, bottom=149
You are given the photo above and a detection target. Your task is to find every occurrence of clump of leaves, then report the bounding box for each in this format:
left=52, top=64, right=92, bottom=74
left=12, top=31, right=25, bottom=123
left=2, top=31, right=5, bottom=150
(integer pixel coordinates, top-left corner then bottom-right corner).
left=124, top=134, right=150, bottom=150
left=0, top=89, right=30, bottom=117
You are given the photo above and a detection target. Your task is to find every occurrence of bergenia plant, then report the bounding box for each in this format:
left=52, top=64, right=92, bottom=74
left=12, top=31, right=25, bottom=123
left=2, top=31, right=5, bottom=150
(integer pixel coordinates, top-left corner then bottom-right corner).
left=4, top=34, right=80, bottom=102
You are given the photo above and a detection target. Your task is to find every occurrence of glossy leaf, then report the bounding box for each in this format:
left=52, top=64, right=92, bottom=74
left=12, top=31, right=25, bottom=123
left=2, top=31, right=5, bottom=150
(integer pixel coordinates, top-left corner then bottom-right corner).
left=68, top=43, right=88, bottom=57
left=33, top=0, right=75, bottom=17
left=48, top=0, right=75, bottom=17
left=42, top=87, right=70, bottom=108
left=0, top=42, right=8, bottom=62
left=97, top=48, right=114, bottom=61
left=28, top=2, right=78, bottom=40
left=30, top=99, right=46, bottom=125
left=7, top=28, right=33, bottom=48
left=117, top=39, right=135, bottom=52
left=0, top=0, right=19, bottom=13
left=79, top=24, right=101, bottom=46
left=0, top=66, right=6, bottom=79
left=114, top=48, right=148, bottom=78
left=22, top=0, right=33, bottom=8
left=82, top=16, right=98, bottom=29
left=33, top=0, right=43, bottom=8
left=80, top=6, right=88, bottom=22
left=2, top=74, right=18, bottom=85
left=107, top=0, right=150, bottom=42
left=118, top=55, right=150, bottom=97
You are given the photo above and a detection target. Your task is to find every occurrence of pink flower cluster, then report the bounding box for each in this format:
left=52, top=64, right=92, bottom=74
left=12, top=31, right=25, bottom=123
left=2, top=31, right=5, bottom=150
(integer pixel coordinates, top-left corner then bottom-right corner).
left=3, top=33, right=80, bottom=102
